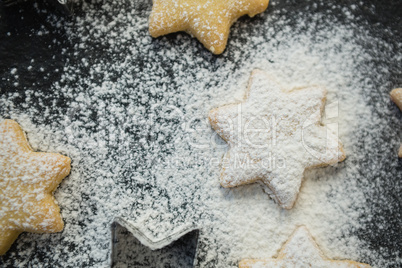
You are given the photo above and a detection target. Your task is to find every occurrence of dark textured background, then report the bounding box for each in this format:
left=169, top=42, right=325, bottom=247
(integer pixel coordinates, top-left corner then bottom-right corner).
left=0, top=0, right=401, bottom=267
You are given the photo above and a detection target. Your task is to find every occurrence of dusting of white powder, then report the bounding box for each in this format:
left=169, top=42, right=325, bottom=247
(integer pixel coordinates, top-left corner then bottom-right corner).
left=209, top=69, right=344, bottom=209
left=241, top=226, right=371, bottom=267
left=149, top=0, right=268, bottom=53
left=0, top=121, right=67, bottom=235
left=0, top=0, right=401, bottom=267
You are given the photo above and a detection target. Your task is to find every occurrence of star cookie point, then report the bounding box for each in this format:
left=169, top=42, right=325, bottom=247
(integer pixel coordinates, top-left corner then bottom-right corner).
left=0, top=119, right=71, bottom=255
left=239, top=226, right=371, bottom=268
left=209, top=70, right=345, bottom=209
left=390, top=88, right=402, bottom=111
left=149, top=0, right=270, bottom=54
left=390, top=88, right=402, bottom=157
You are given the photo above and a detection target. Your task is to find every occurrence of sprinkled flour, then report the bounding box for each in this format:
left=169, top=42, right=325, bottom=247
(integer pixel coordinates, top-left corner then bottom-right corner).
left=149, top=0, right=269, bottom=54
left=239, top=226, right=371, bottom=267
left=0, top=0, right=401, bottom=267
left=0, top=119, right=71, bottom=256
left=209, top=69, right=345, bottom=209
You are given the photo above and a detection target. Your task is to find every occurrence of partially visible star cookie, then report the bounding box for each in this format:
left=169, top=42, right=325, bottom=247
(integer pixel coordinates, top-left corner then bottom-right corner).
left=149, top=0, right=270, bottom=54
left=239, top=226, right=371, bottom=268
left=390, top=88, right=402, bottom=157
left=209, top=70, right=345, bottom=209
left=0, top=119, right=71, bottom=255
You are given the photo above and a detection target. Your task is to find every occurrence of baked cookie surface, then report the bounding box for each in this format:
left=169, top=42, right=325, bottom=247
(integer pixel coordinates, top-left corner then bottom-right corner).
left=390, top=88, right=402, bottom=111
left=209, top=70, right=345, bottom=209
left=0, top=119, right=71, bottom=255
left=390, top=88, right=402, bottom=157
left=149, top=0, right=269, bottom=54
left=239, top=226, right=371, bottom=268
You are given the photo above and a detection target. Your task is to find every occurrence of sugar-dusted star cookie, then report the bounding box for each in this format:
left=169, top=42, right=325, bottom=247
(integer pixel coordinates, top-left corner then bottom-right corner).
left=239, top=226, right=371, bottom=268
left=149, top=0, right=270, bottom=54
left=390, top=88, right=402, bottom=111
left=0, top=119, right=71, bottom=255
left=390, top=88, right=402, bottom=157
left=209, top=70, right=345, bottom=209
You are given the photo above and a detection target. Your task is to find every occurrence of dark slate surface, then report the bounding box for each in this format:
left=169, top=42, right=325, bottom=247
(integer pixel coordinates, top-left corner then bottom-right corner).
left=0, top=0, right=401, bottom=267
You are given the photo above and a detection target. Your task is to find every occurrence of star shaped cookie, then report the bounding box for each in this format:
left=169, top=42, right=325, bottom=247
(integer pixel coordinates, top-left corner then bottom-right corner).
left=0, top=119, right=71, bottom=255
left=239, top=226, right=371, bottom=268
left=209, top=70, right=345, bottom=209
left=149, top=0, right=270, bottom=54
left=390, top=88, right=402, bottom=157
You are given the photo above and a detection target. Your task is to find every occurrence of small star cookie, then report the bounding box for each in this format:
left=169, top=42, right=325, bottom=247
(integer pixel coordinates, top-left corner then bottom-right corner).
left=209, top=70, right=345, bottom=209
left=239, top=226, right=371, bottom=268
left=390, top=88, right=402, bottom=157
left=149, top=0, right=270, bottom=54
left=0, top=119, right=71, bottom=255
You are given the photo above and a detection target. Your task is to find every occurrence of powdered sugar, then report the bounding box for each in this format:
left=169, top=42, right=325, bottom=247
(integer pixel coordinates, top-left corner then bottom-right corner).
left=0, top=0, right=401, bottom=267
left=149, top=0, right=269, bottom=54
left=0, top=120, right=70, bottom=255
left=209, top=70, right=344, bottom=209
left=239, top=226, right=371, bottom=268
